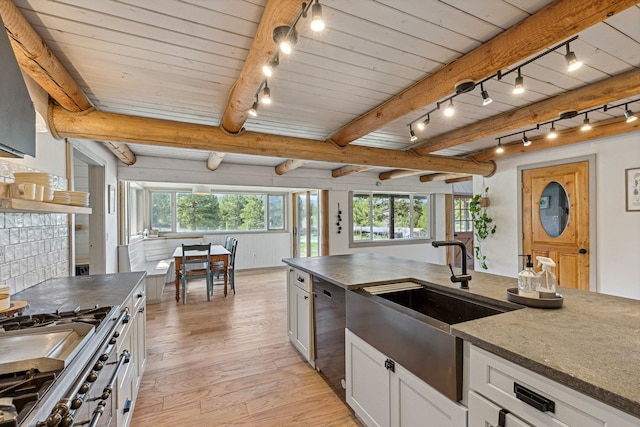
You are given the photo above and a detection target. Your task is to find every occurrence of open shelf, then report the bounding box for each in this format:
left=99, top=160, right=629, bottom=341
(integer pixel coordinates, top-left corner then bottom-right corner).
left=0, top=198, right=92, bottom=214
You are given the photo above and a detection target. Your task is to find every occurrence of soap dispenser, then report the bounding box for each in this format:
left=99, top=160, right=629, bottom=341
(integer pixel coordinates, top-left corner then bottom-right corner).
left=518, top=255, right=539, bottom=298
left=536, top=256, right=557, bottom=297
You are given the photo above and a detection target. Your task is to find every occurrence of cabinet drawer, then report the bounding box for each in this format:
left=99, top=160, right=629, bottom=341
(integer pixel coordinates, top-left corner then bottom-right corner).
left=293, top=269, right=312, bottom=292
left=469, top=346, right=638, bottom=427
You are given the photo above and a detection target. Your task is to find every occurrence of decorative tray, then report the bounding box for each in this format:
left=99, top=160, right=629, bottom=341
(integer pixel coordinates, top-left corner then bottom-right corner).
left=506, top=288, right=563, bottom=309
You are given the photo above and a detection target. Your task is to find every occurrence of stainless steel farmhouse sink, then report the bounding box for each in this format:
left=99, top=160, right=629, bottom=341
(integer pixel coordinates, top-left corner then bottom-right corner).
left=346, top=281, right=521, bottom=401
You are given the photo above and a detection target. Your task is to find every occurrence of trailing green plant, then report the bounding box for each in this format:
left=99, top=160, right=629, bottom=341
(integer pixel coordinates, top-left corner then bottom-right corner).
left=469, top=187, right=497, bottom=270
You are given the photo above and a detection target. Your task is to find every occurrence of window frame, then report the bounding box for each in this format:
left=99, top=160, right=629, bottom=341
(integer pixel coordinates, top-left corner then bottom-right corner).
left=348, top=191, right=434, bottom=248
left=148, top=189, right=287, bottom=234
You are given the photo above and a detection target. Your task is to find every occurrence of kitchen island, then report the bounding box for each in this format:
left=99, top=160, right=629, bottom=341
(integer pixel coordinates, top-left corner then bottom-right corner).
left=283, top=253, right=640, bottom=421
left=4, top=272, right=146, bottom=427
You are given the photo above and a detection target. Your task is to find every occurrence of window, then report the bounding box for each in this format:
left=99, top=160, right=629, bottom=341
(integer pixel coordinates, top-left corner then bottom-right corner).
left=454, top=196, right=473, bottom=232
left=351, top=192, right=432, bottom=245
left=149, top=191, right=286, bottom=233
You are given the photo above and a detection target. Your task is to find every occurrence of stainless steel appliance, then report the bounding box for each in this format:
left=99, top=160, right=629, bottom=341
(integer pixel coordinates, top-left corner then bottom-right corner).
left=312, top=276, right=346, bottom=401
left=0, top=306, right=129, bottom=427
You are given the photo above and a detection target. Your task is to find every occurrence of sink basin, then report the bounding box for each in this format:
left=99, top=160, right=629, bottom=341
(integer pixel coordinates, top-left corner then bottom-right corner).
left=346, top=281, right=520, bottom=401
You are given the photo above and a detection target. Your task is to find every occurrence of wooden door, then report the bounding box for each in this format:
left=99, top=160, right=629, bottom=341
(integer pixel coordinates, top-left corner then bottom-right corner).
left=522, top=161, right=589, bottom=290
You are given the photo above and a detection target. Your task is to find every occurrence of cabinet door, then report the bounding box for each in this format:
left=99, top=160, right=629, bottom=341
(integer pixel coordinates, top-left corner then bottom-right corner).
left=287, top=269, right=296, bottom=341
left=391, top=362, right=467, bottom=427
left=346, top=329, right=390, bottom=427
left=469, top=390, right=532, bottom=427
left=293, top=285, right=311, bottom=357
left=134, top=295, right=146, bottom=393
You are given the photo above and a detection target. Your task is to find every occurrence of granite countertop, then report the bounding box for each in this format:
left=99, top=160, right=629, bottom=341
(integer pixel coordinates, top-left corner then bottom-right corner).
left=11, top=272, right=146, bottom=314
left=283, top=253, right=640, bottom=418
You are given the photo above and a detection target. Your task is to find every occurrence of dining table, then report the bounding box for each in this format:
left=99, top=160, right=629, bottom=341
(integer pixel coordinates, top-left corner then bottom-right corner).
left=172, top=244, right=231, bottom=302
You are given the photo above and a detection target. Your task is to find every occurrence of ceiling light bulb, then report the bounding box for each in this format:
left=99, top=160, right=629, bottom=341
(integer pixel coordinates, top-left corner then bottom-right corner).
left=581, top=115, right=591, bottom=131
left=416, top=121, right=425, bottom=131
left=513, top=73, right=525, bottom=95
left=262, top=55, right=279, bottom=77
left=280, top=40, right=293, bottom=55
left=273, top=26, right=297, bottom=55
left=565, top=43, right=582, bottom=72
left=444, top=99, right=454, bottom=117
left=480, top=83, right=492, bottom=106
left=547, top=123, right=558, bottom=139
left=522, top=133, right=531, bottom=146
left=496, top=142, right=504, bottom=154
left=310, top=1, right=325, bottom=32
left=248, top=101, right=258, bottom=117
left=624, top=107, right=637, bottom=123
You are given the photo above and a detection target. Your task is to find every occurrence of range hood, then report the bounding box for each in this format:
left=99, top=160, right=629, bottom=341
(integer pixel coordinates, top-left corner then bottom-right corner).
left=0, top=14, right=36, bottom=158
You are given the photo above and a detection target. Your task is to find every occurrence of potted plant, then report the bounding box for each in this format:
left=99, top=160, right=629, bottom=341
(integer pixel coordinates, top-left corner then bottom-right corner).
left=469, top=187, right=496, bottom=269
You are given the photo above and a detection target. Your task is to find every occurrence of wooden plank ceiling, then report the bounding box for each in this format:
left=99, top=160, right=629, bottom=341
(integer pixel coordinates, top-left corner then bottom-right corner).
left=6, top=0, right=640, bottom=180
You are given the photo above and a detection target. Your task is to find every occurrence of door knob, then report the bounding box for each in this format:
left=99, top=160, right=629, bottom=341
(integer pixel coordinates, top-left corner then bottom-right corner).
left=579, top=248, right=587, bottom=254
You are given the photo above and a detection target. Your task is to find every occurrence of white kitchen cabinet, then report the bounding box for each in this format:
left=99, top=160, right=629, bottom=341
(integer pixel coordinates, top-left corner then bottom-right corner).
left=287, top=267, right=314, bottom=363
left=346, top=329, right=467, bottom=427
left=468, top=345, right=638, bottom=427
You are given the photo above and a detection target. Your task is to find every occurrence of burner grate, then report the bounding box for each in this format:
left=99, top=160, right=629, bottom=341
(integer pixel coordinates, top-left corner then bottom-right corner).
left=0, top=370, right=57, bottom=426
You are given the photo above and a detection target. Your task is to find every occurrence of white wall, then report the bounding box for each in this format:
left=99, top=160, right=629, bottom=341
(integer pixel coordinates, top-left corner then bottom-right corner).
left=476, top=131, right=640, bottom=299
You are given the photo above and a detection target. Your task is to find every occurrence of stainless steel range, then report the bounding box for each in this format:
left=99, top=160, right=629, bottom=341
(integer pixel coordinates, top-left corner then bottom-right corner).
left=0, top=306, right=130, bottom=427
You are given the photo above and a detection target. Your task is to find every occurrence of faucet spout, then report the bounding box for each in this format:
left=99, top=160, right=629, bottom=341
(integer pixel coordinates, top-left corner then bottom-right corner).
left=432, top=240, right=472, bottom=289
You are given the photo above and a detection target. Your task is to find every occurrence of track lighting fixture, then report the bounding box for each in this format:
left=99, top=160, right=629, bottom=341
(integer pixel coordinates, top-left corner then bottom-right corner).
left=480, top=83, right=492, bottom=106
left=444, top=99, right=454, bottom=117
left=310, top=0, right=325, bottom=32
left=273, top=25, right=298, bottom=55
left=564, top=42, right=582, bottom=72
left=409, top=124, right=417, bottom=142
left=416, top=115, right=430, bottom=131
left=261, top=80, right=271, bottom=104
left=522, top=132, right=531, bottom=146
left=513, top=68, right=525, bottom=94
left=495, top=140, right=504, bottom=154
left=624, top=104, right=637, bottom=123
left=581, top=113, right=591, bottom=131
left=546, top=122, right=558, bottom=139
left=262, top=54, right=279, bottom=77
left=248, top=96, right=259, bottom=117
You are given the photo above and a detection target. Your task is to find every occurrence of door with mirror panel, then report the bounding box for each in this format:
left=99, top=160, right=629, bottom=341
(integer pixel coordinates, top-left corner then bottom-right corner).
left=522, top=161, right=590, bottom=290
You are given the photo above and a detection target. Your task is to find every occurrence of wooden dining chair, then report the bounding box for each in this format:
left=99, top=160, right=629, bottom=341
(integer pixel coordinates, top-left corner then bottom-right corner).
left=211, top=237, right=238, bottom=294
left=179, top=243, right=212, bottom=304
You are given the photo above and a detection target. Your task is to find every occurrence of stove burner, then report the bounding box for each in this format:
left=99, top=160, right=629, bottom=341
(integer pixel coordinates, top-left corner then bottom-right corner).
left=0, top=370, right=57, bottom=427
left=0, top=306, right=112, bottom=331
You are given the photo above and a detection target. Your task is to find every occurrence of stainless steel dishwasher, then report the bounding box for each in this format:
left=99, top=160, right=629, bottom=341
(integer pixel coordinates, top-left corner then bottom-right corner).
left=312, top=276, right=346, bottom=401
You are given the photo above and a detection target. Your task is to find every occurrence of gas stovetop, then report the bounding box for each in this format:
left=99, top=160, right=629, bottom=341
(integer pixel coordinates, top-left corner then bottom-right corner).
left=0, top=306, right=115, bottom=427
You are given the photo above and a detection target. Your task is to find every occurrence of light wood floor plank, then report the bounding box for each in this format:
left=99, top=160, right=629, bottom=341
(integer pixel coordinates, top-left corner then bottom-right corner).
left=131, top=267, right=362, bottom=427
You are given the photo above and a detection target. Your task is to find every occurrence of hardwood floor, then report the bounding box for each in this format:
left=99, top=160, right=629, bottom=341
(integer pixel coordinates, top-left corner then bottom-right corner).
left=131, top=267, right=362, bottom=427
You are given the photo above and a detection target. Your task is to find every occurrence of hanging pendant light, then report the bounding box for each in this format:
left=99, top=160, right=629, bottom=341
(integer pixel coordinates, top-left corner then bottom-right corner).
left=513, top=68, right=525, bottom=94
left=581, top=113, right=591, bottom=131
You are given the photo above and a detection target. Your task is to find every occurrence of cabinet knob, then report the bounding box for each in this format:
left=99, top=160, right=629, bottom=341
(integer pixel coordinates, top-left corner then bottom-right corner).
left=304, top=295, right=308, bottom=300
left=579, top=248, right=587, bottom=254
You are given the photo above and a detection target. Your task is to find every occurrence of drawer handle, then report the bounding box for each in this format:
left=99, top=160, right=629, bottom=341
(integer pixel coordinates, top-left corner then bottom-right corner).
left=514, top=382, right=555, bottom=413
left=323, top=289, right=332, bottom=298
left=297, top=276, right=305, bottom=283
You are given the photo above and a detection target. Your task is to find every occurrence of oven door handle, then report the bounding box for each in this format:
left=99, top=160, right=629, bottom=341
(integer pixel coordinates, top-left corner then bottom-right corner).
left=87, top=350, right=130, bottom=427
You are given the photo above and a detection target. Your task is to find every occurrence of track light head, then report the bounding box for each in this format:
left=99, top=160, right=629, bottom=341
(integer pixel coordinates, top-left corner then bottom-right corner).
left=310, top=0, right=325, bottom=32
left=262, top=54, right=279, bottom=77
left=416, top=115, right=430, bottom=131
left=565, top=42, right=583, bottom=72
left=522, top=133, right=531, bottom=146
left=273, top=26, right=298, bottom=55
left=480, top=83, right=492, bottom=106
left=513, top=69, right=525, bottom=94
left=248, top=101, right=258, bottom=117
left=409, top=125, right=417, bottom=142
left=624, top=105, right=637, bottom=123
left=261, top=81, right=271, bottom=104
left=495, top=140, right=504, bottom=154
left=581, top=113, right=591, bottom=131
left=547, top=122, right=558, bottom=139
left=444, top=99, right=454, bottom=117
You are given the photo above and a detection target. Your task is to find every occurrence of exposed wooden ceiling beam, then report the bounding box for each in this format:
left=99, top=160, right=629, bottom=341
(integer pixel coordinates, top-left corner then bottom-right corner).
left=332, top=165, right=373, bottom=178
left=471, top=116, right=639, bottom=163
left=207, top=152, right=225, bottom=171
left=445, top=176, right=473, bottom=184
left=49, top=105, right=497, bottom=176
left=219, top=0, right=301, bottom=135
left=378, top=170, right=422, bottom=181
left=412, top=69, right=640, bottom=155
left=419, top=173, right=470, bottom=183
left=275, top=159, right=309, bottom=175
left=327, top=0, right=637, bottom=147
left=0, top=0, right=136, bottom=165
